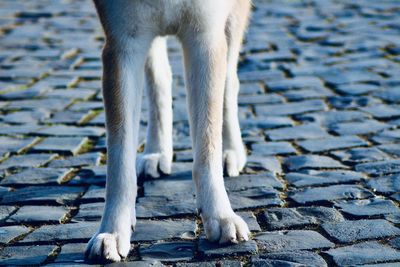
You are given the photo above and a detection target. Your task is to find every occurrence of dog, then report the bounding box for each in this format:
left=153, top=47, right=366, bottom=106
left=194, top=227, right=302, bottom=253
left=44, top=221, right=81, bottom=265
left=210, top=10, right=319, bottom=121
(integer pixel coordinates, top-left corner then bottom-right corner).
left=86, top=0, right=251, bottom=262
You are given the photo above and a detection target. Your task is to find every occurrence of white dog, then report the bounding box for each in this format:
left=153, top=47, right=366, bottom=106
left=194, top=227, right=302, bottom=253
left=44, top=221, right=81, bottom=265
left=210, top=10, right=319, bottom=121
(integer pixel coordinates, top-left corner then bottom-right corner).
left=86, top=0, right=251, bottom=262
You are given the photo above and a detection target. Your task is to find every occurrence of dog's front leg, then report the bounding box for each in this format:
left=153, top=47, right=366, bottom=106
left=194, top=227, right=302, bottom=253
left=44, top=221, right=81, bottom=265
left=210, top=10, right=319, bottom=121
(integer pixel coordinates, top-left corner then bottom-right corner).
left=181, top=28, right=250, bottom=244
left=85, top=39, right=151, bottom=262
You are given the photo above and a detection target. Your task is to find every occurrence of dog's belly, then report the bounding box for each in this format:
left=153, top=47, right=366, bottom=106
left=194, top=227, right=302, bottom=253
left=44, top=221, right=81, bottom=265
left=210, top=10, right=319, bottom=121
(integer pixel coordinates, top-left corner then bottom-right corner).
left=95, top=0, right=234, bottom=38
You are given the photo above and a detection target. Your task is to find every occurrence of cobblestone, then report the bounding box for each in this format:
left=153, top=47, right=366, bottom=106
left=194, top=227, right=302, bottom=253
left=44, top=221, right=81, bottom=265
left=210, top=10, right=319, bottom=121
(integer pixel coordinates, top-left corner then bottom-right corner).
left=285, top=170, right=364, bottom=187
left=321, top=219, right=400, bottom=243
left=1, top=0, right=400, bottom=265
left=255, top=230, right=334, bottom=252
left=284, top=155, right=346, bottom=171
left=7, top=205, right=68, bottom=224
left=325, top=241, right=400, bottom=266
left=262, top=207, right=344, bottom=230
left=334, top=198, right=400, bottom=218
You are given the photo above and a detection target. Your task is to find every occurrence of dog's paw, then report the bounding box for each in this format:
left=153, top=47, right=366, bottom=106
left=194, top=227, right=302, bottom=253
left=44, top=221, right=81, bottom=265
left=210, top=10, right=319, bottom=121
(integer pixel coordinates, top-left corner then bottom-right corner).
left=85, top=231, right=131, bottom=262
left=136, top=152, right=172, bottom=178
left=223, top=147, right=246, bottom=177
left=202, top=212, right=250, bottom=244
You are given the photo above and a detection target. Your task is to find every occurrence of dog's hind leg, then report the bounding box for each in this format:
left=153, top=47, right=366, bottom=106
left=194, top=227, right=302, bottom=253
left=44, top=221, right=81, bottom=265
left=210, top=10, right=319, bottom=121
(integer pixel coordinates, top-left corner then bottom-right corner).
left=180, top=9, right=250, bottom=244
left=137, top=36, right=173, bottom=178
left=223, top=0, right=251, bottom=177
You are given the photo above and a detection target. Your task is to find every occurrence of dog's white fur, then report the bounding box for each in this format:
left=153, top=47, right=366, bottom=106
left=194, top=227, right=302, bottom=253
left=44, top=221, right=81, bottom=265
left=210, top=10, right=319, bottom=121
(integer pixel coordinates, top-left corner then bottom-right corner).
left=87, top=0, right=251, bottom=262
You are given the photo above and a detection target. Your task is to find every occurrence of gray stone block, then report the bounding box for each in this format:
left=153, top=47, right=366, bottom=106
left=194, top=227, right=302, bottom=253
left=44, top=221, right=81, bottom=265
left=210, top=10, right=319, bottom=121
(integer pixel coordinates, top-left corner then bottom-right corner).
left=322, top=219, right=400, bottom=243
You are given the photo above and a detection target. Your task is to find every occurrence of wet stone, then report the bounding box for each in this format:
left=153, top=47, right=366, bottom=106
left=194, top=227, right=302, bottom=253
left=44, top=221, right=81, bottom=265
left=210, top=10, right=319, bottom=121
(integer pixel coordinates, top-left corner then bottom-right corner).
left=336, top=83, right=379, bottom=95
left=132, top=219, right=196, bottom=241
left=112, top=260, right=165, bottom=267
left=379, top=144, right=400, bottom=157
left=334, top=198, right=400, bottom=217
left=247, top=156, right=282, bottom=174
left=0, top=109, right=50, bottom=124
left=71, top=166, right=106, bottom=185
left=6, top=99, right=71, bottom=112
left=389, top=237, right=400, bottom=250
left=251, top=142, right=296, bottom=156
left=266, top=76, right=323, bottom=92
left=255, top=230, right=334, bottom=252
left=374, top=87, right=400, bottom=103
left=73, top=202, right=103, bottom=221
left=322, top=219, right=400, bottom=243
left=0, top=153, right=57, bottom=169
left=330, top=120, right=389, bottom=136
left=266, top=123, right=329, bottom=141
left=298, top=135, right=368, bottom=153
left=86, top=111, right=105, bottom=126
left=225, top=173, right=283, bottom=191
left=140, top=241, right=195, bottom=261
left=44, top=88, right=96, bottom=100
left=54, top=243, right=86, bottom=264
left=283, top=87, right=333, bottom=101
left=136, top=196, right=196, bottom=218
left=36, top=125, right=105, bottom=138
left=0, top=86, right=50, bottom=101
left=289, top=184, right=373, bottom=205
left=239, top=83, right=264, bottom=95
left=144, top=172, right=283, bottom=198
left=176, top=261, right=240, bottom=267
left=284, top=155, right=346, bottom=171
left=255, top=99, right=327, bottom=116
left=262, top=207, right=344, bottom=230
left=325, top=241, right=400, bottom=266
left=0, top=185, right=84, bottom=205
left=0, top=245, right=55, bottom=266
left=46, top=110, right=88, bottom=124
left=296, top=110, right=369, bottom=127
left=20, top=221, right=99, bottom=244
left=332, top=147, right=389, bottom=164
left=237, top=211, right=261, bottom=232
left=367, top=174, right=400, bottom=194
left=0, top=206, right=16, bottom=223
left=322, top=70, right=381, bottom=86
left=48, top=152, right=102, bottom=168
left=253, top=251, right=327, bottom=267
left=0, top=167, right=73, bottom=186
left=238, top=69, right=284, bottom=82
left=69, top=101, right=103, bottom=112
left=356, top=160, right=400, bottom=176
left=360, top=105, right=400, bottom=119
left=198, top=238, right=258, bottom=258
left=285, top=170, right=364, bottom=187
left=80, top=185, right=105, bottom=202
left=7, top=205, right=68, bottom=224
left=238, top=94, right=284, bottom=105
left=0, top=136, right=36, bottom=157
left=30, top=136, right=89, bottom=155
left=0, top=124, right=41, bottom=136
left=229, top=190, right=283, bottom=210
left=0, top=225, right=30, bottom=244
left=240, top=117, right=294, bottom=130
left=371, top=129, right=400, bottom=144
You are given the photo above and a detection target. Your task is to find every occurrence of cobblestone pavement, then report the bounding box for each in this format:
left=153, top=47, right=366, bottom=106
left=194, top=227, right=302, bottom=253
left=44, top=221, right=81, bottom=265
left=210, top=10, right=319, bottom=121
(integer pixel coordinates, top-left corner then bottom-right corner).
left=0, top=0, right=400, bottom=266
